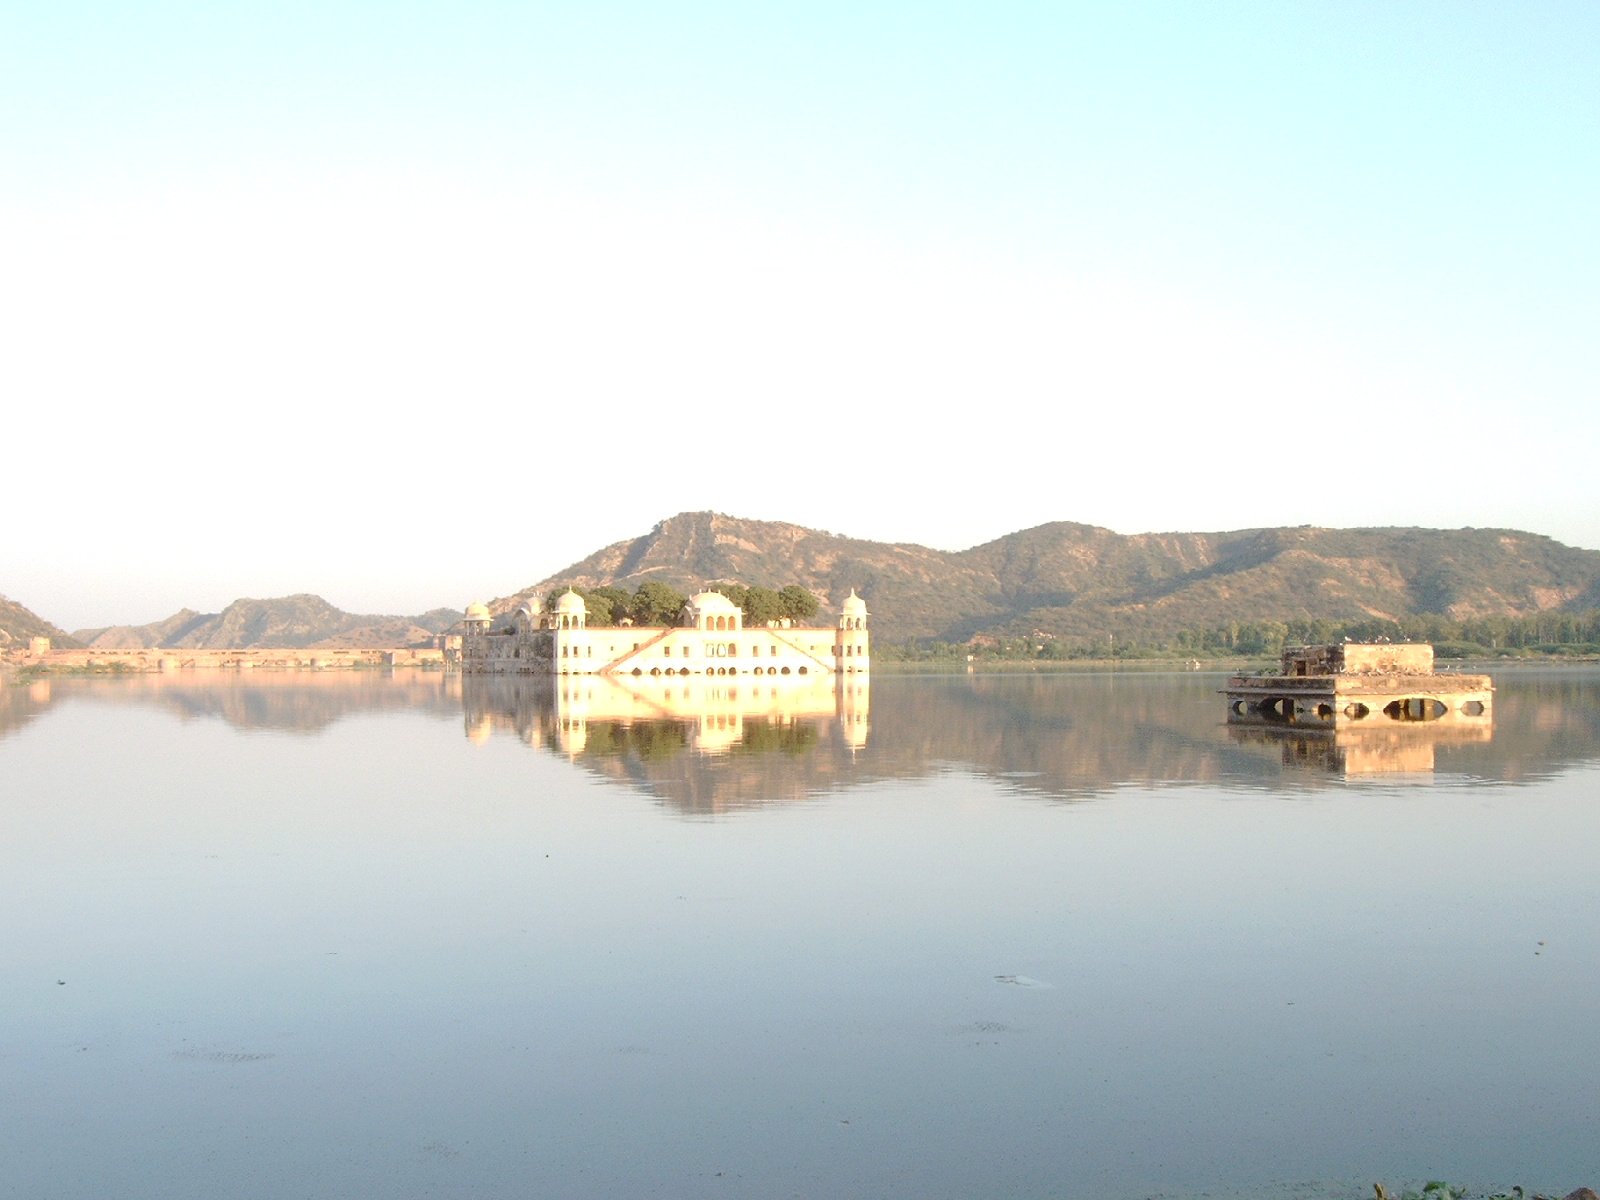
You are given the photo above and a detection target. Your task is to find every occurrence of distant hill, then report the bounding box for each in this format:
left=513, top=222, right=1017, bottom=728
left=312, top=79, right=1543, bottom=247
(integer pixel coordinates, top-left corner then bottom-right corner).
left=72, top=596, right=462, bottom=651
left=492, top=512, right=1600, bottom=645
left=13, top=514, right=1600, bottom=653
left=0, top=594, right=80, bottom=649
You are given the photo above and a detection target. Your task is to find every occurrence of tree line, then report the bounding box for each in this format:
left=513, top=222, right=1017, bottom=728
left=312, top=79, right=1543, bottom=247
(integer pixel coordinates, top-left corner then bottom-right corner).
left=543, top=582, right=821, bottom=628
left=876, top=609, right=1600, bottom=663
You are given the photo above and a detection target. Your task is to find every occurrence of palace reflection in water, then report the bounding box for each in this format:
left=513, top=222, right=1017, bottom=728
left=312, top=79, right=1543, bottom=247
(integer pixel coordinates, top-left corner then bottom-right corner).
left=6, top=665, right=1600, bottom=1199
left=442, top=667, right=1600, bottom=807
left=459, top=672, right=870, bottom=815
left=462, top=672, right=870, bottom=756
left=9, top=667, right=1600, bottom=803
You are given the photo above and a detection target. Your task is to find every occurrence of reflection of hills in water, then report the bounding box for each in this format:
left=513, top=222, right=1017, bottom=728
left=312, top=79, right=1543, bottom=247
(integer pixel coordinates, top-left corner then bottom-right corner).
left=2, top=672, right=465, bottom=736
left=875, top=670, right=1598, bottom=792
left=463, top=668, right=1600, bottom=809
left=868, top=671, right=1251, bottom=797
left=9, top=667, right=1598, bottom=802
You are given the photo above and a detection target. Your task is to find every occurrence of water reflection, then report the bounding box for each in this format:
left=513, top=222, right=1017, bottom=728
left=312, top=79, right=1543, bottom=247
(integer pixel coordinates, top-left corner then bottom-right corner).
left=1227, top=720, right=1495, bottom=776
left=461, top=673, right=872, bottom=816
left=462, top=672, right=869, bottom=756
left=456, top=667, right=1600, bottom=804
left=0, top=670, right=463, bottom=737
left=6, top=667, right=1599, bottom=799
left=5, top=664, right=1600, bottom=1196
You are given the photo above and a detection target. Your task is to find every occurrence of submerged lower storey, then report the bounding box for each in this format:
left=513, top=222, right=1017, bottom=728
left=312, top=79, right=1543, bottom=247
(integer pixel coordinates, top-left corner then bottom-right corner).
left=1223, top=672, right=1493, bottom=730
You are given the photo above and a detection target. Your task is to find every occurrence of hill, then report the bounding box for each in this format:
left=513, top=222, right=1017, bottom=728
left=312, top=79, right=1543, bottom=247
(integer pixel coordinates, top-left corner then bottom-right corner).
left=72, top=596, right=462, bottom=651
left=13, top=516, right=1600, bottom=654
left=0, top=594, right=80, bottom=649
left=493, top=512, right=1600, bottom=647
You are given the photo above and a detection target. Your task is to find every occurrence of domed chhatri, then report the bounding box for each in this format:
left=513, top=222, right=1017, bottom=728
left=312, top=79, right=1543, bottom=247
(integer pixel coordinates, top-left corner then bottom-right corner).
left=547, top=588, right=588, bottom=632
left=840, top=589, right=867, bottom=629
left=460, top=585, right=869, bottom=678
left=685, top=591, right=742, bottom=633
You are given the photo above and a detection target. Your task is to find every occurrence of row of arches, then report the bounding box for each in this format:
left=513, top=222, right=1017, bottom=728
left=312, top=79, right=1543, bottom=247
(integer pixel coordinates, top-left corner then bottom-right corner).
left=1230, top=695, right=1486, bottom=723
left=628, top=665, right=809, bottom=677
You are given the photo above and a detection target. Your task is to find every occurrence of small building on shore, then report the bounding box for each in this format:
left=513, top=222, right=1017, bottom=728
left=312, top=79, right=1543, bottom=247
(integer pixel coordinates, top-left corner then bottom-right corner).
left=461, top=588, right=870, bottom=678
left=1224, top=642, right=1491, bottom=729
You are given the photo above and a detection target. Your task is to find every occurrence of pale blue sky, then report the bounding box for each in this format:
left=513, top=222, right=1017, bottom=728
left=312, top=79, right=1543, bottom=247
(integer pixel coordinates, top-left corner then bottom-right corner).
left=4, top=2, right=1596, bottom=629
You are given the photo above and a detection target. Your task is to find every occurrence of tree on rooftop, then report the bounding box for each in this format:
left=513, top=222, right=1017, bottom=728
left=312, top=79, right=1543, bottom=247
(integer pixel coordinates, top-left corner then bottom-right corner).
left=588, top=586, right=632, bottom=626
left=632, top=581, right=688, bottom=627
left=740, top=586, right=784, bottom=626
left=580, top=589, right=615, bottom=626
left=777, top=585, right=820, bottom=622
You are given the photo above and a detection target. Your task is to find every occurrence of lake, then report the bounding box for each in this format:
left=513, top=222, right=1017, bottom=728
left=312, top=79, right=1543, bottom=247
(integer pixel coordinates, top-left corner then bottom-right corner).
left=3, top=667, right=1598, bottom=1199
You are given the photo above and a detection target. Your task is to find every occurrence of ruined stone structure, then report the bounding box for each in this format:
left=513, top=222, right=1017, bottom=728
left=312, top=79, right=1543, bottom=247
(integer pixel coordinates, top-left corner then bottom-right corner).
left=1225, top=642, right=1492, bottom=729
left=1278, top=642, right=1436, bottom=677
left=460, top=588, right=870, bottom=678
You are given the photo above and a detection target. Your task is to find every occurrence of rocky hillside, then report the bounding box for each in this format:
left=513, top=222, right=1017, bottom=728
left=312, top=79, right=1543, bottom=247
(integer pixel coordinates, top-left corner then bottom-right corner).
left=72, top=596, right=462, bottom=651
left=14, top=515, right=1600, bottom=652
left=0, top=594, right=79, bottom=649
left=496, top=512, right=1600, bottom=645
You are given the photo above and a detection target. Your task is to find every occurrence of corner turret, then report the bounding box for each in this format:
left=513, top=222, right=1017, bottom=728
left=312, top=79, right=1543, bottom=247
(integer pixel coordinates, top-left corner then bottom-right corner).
left=836, top=589, right=869, bottom=673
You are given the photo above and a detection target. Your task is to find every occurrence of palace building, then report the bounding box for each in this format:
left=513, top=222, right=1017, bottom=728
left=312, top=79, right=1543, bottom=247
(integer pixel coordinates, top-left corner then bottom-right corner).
left=460, top=588, right=869, bottom=677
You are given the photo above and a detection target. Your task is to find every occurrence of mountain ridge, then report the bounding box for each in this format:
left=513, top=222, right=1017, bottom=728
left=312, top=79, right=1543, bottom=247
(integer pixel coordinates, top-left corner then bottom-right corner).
left=0, top=594, right=80, bottom=649
left=6, top=514, right=1600, bottom=651
left=498, top=512, right=1600, bottom=645
left=69, top=595, right=462, bottom=651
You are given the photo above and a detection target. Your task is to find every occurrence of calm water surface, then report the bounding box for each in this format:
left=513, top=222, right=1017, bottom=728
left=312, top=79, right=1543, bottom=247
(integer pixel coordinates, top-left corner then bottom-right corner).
left=3, top=668, right=1598, bottom=1199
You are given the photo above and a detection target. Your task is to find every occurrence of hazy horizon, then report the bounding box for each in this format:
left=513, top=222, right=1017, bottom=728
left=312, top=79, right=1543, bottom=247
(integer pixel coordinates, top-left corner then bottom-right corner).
left=6, top=4, right=1597, bottom=631
left=14, top=511, right=1600, bottom=634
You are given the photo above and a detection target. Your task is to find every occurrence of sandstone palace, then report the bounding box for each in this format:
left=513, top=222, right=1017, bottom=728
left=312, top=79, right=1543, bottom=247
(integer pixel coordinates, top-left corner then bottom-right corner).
left=458, top=589, right=870, bottom=677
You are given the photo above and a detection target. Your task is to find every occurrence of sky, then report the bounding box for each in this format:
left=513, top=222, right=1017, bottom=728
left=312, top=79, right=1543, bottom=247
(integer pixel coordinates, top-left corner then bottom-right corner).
left=4, top=2, right=1597, bottom=631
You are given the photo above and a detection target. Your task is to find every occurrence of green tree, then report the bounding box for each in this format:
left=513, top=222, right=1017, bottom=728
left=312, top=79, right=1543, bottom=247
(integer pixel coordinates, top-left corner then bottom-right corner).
left=777, top=585, right=820, bottom=622
left=588, top=586, right=632, bottom=626
left=739, top=586, right=784, bottom=626
left=580, top=589, right=615, bottom=626
left=631, top=582, right=688, bottom=627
